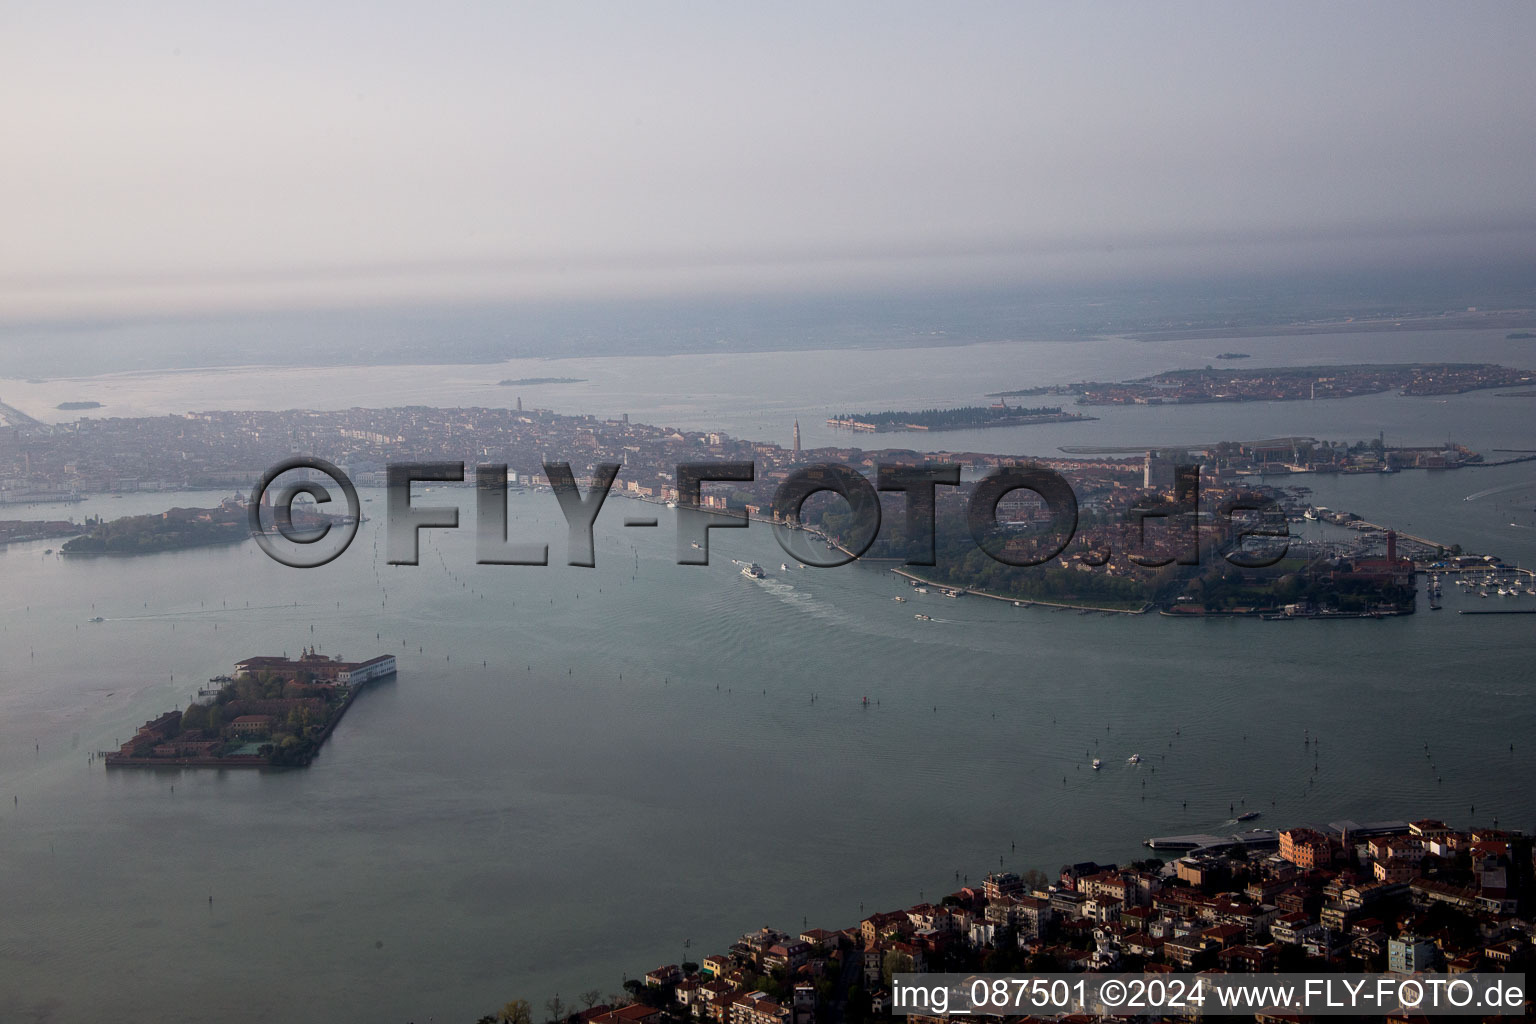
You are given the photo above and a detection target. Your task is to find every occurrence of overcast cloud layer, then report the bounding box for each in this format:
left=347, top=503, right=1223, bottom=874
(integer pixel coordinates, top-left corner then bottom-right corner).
left=3, top=1, right=1535, bottom=319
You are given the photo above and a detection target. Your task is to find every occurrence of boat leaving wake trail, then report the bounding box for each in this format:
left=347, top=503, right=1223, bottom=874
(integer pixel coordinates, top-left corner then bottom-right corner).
left=109, top=602, right=311, bottom=620
left=1463, top=478, right=1536, bottom=501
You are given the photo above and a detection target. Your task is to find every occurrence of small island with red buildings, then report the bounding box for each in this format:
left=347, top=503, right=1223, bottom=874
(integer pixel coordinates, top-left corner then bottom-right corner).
left=104, top=648, right=396, bottom=769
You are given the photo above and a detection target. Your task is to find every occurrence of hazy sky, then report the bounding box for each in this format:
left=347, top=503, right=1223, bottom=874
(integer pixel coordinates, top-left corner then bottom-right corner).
left=3, top=1, right=1535, bottom=319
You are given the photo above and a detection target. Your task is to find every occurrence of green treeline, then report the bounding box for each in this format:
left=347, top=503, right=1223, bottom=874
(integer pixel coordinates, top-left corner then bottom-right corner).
left=831, top=405, right=1067, bottom=429
left=61, top=511, right=246, bottom=554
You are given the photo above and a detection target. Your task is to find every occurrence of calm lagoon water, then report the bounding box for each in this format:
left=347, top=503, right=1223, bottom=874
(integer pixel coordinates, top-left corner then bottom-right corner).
left=1, top=329, right=1535, bottom=1021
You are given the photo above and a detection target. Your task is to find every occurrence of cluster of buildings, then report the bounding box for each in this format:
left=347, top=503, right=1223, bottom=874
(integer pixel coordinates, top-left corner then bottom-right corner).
left=232, top=647, right=399, bottom=686
left=1216, top=437, right=1481, bottom=476
left=0, top=404, right=1456, bottom=611
left=576, top=816, right=1530, bottom=1024
left=0, top=516, right=78, bottom=544
left=0, top=404, right=1148, bottom=506
left=0, top=403, right=1257, bottom=541
left=1072, top=363, right=1532, bottom=406
left=104, top=649, right=395, bottom=767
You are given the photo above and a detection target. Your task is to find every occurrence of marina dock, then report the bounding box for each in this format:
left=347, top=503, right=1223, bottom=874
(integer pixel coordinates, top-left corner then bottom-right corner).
left=1143, top=828, right=1278, bottom=852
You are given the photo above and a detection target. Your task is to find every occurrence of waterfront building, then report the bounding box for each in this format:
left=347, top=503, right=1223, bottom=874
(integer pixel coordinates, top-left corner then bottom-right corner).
left=234, top=649, right=397, bottom=684
left=1388, top=934, right=1439, bottom=973
left=982, top=870, right=1022, bottom=899
left=1279, top=827, right=1332, bottom=869
left=228, top=715, right=276, bottom=736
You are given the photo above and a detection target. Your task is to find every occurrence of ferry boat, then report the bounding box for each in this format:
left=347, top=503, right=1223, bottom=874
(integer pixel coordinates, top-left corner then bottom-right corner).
left=740, top=562, right=766, bottom=579
left=197, top=674, right=234, bottom=699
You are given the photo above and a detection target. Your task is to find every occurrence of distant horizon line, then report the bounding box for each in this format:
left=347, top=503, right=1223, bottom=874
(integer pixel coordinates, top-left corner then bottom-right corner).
left=4, top=220, right=1536, bottom=325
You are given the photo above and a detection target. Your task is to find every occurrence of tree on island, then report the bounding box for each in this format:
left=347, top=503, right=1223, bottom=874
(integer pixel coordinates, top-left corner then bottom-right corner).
left=180, top=702, right=209, bottom=734
left=844, top=985, right=871, bottom=1024
left=880, top=948, right=913, bottom=987
left=286, top=704, right=312, bottom=734
left=498, top=999, right=532, bottom=1024
left=180, top=702, right=226, bottom=740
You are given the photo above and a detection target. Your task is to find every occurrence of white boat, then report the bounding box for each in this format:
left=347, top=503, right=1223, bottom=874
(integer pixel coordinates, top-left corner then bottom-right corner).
left=914, top=613, right=931, bottom=621
left=1091, top=758, right=1102, bottom=770
left=665, top=501, right=677, bottom=509
left=1127, top=753, right=1141, bottom=764
left=741, top=562, right=766, bottom=579
left=893, top=596, right=906, bottom=603
left=780, top=563, right=789, bottom=571
left=913, top=587, right=928, bottom=594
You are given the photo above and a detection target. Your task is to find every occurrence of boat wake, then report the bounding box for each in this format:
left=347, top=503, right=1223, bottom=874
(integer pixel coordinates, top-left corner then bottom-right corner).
left=1463, top=478, right=1536, bottom=502
left=108, top=602, right=309, bottom=620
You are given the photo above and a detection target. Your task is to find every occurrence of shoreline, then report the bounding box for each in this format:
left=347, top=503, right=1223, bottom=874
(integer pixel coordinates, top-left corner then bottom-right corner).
left=626, top=495, right=1448, bottom=619
left=826, top=412, right=1098, bottom=432
left=887, top=565, right=1151, bottom=615
left=104, top=669, right=388, bottom=770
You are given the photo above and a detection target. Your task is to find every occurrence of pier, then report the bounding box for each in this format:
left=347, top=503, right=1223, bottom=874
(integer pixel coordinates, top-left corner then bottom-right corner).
left=1458, top=608, right=1536, bottom=615
left=0, top=397, right=43, bottom=429
left=1143, top=828, right=1277, bottom=852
